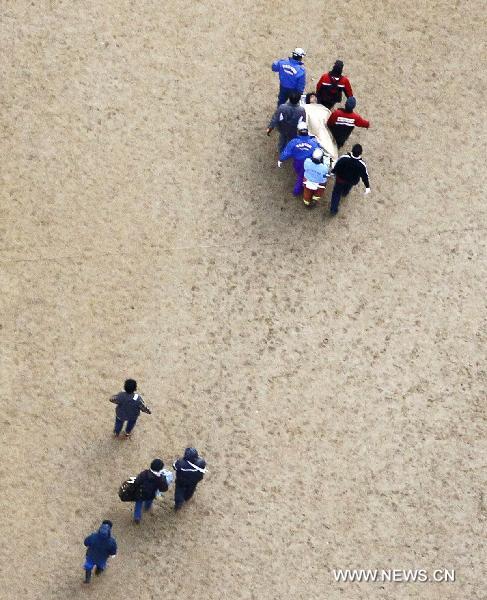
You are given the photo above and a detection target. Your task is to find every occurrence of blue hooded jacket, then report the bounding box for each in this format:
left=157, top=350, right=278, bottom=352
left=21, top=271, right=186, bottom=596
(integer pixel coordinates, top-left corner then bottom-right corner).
left=272, top=58, right=306, bottom=92
left=84, top=524, right=117, bottom=564
left=279, top=135, right=320, bottom=162
left=173, top=453, right=207, bottom=487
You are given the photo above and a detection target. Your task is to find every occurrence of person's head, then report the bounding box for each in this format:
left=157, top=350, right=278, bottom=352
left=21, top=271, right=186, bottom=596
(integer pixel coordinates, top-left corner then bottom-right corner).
left=102, top=519, right=113, bottom=529
left=124, top=378, right=137, bottom=393
left=330, top=60, right=344, bottom=78
left=344, top=96, right=356, bottom=112
left=291, top=47, right=306, bottom=61
left=305, top=92, right=318, bottom=104
left=297, top=121, right=308, bottom=136
left=184, top=447, right=199, bottom=462
left=98, top=523, right=111, bottom=538
left=288, top=91, right=301, bottom=105
left=311, top=148, right=324, bottom=164
left=150, top=458, right=164, bottom=473
left=351, top=144, right=362, bottom=158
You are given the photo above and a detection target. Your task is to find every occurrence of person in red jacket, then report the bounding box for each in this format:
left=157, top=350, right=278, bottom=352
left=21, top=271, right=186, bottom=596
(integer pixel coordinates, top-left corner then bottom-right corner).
left=327, top=97, right=370, bottom=148
left=316, top=60, right=353, bottom=109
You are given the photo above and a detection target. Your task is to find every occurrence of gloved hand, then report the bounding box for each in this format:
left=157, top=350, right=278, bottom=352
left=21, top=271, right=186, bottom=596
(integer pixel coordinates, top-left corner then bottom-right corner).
left=277, top=161, right=282, bottom=168
left=364, top=188, right=371, bottom=195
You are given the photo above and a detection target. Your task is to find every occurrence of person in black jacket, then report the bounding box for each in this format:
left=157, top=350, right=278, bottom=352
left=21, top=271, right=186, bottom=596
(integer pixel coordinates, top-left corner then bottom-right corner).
left=330, top=144, right=371, bottom=215
left=83, top=520, right=117, bottom=584
left=110, top=378, right=151, bottom=438
left=133, top=458, right=169, bottom=523
left=173, top=447, right=207, bottom=511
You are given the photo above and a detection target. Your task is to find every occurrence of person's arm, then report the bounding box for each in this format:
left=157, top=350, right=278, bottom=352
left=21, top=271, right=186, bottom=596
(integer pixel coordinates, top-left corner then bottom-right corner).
left=139, top=402, right=151, bottom=415
left=360, top=163, right=370, bottom=189
left=296, top=70, right=306, bottom=93
left=110, top=540, right=117, bottom=556
left=268, top=107, right=281, bottom=131
left=331, top=157, right=342, bottom=175
left=109, top=395, right=119, bottom=404
left=354, top=114, right=370, bottom=128
left=84, top=535, right=92, bottom=547
left=271, top=59, right=280, bottom=72
left=279, top=139, right=294, bottom=162
left=344, top=77, right=353, bottom=97
left=138, top=397, right=151, bottom=414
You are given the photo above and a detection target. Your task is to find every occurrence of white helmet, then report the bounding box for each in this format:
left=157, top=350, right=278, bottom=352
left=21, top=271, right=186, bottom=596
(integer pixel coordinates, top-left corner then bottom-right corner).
left=297, top=121, right=308, bottom=133
left=312, top=148, right=324, bottom=160
left=292, top=47, right=306, bottom=59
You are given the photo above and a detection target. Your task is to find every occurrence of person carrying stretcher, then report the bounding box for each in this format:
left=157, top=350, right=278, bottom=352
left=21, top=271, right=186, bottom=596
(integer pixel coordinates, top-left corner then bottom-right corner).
left=278, top=121, right=321, bottom=196
left=316, top=60, right=353, bottom=109
left=327, top=97, right=370, bottom=148
left=302, top=148, right=330, bottom=206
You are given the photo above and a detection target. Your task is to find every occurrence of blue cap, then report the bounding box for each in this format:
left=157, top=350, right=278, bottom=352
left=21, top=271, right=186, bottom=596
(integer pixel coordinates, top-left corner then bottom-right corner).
left=345, top=96, right=356, bottom=111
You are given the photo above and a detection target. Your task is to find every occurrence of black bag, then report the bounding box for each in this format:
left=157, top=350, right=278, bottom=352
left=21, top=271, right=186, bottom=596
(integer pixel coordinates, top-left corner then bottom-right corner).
left=118, top=476, right=139, bottom=502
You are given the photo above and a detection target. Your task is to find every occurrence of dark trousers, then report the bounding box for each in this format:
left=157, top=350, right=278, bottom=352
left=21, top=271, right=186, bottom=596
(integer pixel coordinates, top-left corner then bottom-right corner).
left=292, top=158, right=305, bottom=196
left=329, top=126, right=351, bottom=149
left=174, top=481, right=197, bottom=508
left=330, top=180, right=353, bottom=214
left=114, top=416, right=137, bottom=435
left=277, top=85, right=297, bottom=107
left=134, top=499, right=153, bottom=521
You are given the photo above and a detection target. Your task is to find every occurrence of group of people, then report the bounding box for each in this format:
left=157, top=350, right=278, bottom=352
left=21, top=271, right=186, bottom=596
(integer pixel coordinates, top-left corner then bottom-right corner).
left=269, top=48, right=371, bottom=213
left=82, top=378, right=207, bottom=584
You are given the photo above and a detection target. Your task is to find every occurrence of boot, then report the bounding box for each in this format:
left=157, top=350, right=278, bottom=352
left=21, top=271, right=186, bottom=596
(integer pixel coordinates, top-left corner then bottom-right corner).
left=84, top=569, right=92, bottom=584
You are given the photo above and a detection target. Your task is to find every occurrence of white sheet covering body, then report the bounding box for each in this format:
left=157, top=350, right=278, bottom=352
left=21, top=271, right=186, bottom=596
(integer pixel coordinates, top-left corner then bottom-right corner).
left=304, top=104, right=338, bottom=163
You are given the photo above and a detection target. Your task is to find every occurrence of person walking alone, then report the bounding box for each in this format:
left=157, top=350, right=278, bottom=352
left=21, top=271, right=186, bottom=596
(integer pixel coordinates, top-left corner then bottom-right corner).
left=132, top=458, right=169, bottom=524
left=110, top=378, right=151, bottom=438
left=83, top=520, right=117, bottom=584
left=330, top=144, right=371, bottom=215
left=267, top=91, right=306, bottom=152
left=173, top=448, right=207, bottom=511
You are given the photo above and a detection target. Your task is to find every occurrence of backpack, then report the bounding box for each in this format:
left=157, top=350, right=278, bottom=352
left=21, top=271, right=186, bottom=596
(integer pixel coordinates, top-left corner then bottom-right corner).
left=118, top=476, right=139, bottom=502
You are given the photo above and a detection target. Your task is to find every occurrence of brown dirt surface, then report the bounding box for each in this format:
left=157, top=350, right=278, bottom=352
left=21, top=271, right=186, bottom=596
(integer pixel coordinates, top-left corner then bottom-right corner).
left=1, top=1, right=486, bottom=599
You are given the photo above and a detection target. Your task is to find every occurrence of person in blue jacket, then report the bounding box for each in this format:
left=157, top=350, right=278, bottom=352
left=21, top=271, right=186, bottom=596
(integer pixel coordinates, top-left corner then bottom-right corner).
left=173, top=447, right=207, bottom=511
left=83, top=520, right=117, bottom=584
left=272, top=48, right=306, bottom=106
left=278, top=121, right=321, bottom=196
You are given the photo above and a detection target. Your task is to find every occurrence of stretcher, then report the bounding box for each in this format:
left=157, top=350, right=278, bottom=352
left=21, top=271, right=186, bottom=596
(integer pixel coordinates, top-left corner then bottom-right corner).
left=302, top=103, right=338, bottom=166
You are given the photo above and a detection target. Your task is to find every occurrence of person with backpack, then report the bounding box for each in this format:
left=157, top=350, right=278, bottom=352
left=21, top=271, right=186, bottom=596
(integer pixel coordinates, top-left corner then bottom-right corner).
left=316, top=60, right=353, bottom=109
left=109, top=378, right=151, bottom=438
left=132, top=458, right=169, bottom=523
left=330, top=143, right=371, bottom=215
left=327, top=97, right=370, bottom=149
left=83, top=520, right=117, bottom=584
left=173, top=448, right=207, bottom=511
left=267, top=91, right=306, bottom=152
left=271, top=48, right=306, bottom=106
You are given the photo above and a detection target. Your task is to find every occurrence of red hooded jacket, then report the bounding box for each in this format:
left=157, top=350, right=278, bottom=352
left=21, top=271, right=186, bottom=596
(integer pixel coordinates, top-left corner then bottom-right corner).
left=316, top=73, right=353, bottom=106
